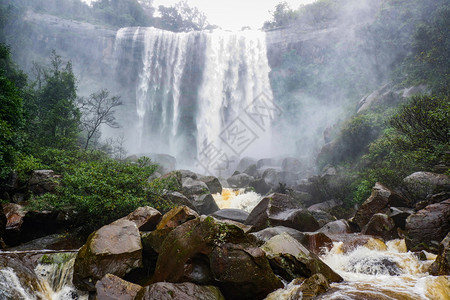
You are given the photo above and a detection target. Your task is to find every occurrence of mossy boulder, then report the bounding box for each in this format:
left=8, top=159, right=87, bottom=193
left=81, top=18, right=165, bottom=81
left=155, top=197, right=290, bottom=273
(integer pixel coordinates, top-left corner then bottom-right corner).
left=139, top=282, right=225, bottom=300
left=430, top=232, right=450, bottom=275
left=152, top=216, right=283, bottom=300
left=73, top=219, right=143, bottom=291
left=261, top=232, right=343, bottom=283
left=95, top=274, right=143, bottom=300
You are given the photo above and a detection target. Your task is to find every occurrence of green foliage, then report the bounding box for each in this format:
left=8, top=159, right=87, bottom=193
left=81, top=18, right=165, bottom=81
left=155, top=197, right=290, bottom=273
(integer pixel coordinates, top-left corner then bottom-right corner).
left=29, top=150, right=179, bottom=231
left=346, top=94, right=449, bottom=205
left=14, top=154, right=43, bottom=183
left=31, top=51, right=80, bottom=150
left=157, top=1, right=209, bottom=32
left=406, top=5, right=450, bottom=92
left=0, top=44, right=26, bottom=179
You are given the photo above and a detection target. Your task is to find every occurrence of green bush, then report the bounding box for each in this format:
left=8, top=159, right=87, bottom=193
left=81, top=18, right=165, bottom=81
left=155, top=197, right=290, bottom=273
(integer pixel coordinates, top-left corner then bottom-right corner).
left=29, top=150, right=179, bottom=232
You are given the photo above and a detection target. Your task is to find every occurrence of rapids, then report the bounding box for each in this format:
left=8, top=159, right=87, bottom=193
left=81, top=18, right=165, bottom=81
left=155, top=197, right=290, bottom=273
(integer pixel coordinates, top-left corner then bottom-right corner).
left=266, top=239, right=450, bottom=300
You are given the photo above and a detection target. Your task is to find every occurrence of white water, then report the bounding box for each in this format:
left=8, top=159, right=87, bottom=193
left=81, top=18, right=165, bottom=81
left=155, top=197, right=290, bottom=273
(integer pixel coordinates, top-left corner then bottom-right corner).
left=266, top=239, right=450, bottom=300
left=0, top=252, right=87, bottom=300
left=213, top=188, right=262, bottom=212
left=112, top=28, right=274, bottom=167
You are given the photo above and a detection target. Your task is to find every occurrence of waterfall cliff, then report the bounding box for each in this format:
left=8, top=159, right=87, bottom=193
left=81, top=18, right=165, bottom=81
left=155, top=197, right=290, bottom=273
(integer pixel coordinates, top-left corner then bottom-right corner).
left=111, top=27, right=274, bottom=168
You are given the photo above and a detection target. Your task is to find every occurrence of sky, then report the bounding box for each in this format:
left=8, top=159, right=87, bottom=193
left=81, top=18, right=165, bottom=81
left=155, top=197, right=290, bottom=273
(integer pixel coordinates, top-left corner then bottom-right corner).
left=82, top=0, right=316, bottom=30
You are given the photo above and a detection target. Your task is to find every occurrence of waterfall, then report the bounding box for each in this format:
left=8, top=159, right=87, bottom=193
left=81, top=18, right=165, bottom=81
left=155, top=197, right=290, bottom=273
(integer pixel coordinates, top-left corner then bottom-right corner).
left=112, top=27, right=274, bottom=170
left=0, top=251, right=87, bottom=300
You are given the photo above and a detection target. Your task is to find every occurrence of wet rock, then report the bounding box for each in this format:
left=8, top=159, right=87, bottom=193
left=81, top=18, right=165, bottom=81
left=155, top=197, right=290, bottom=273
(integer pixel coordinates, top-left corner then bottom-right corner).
left=257, top=158, right=278, bottom=169
left=308, top=210, right=336, bottom=227
left=250, top=226, right=306, bottom=246
left=227, top=173, right=254, bottom=188
left=430, top=232, right=450, bottom=275
left=0, top=204, right=6, bottom=241
left=73, top=219, right=143, bottom=291
left=156, top=206, right=199, bottom=230
left=249, top=178, right=271, bottom=195
left=318, top=219, right=351, bottom=234
left=198, top=176, right=222, bottom=194
left=353, top=183, right=399, bottom=230
left=301, top=232, right=333, bottom=255
left=182, top=177, right=209, bottom=196
left=118, top=206, right=161, bottom=231
left=192, top=194, right=219, bottom=215
left=278, top=171, right=299, bottom=187
left=28, top=170, right=61, bottom=195
left=261, top=168, right=281, bottom=187
left=308, top=199, right=342, bottom=212
left=292, top=273, right=330, bottom=299
left=362, top=213, right=398, bottom=240
left=162, top=192, right=197, bottom=212
left=153, top=216, right=282, bottom=300
left=236, top=157, right=257, bottom=173
left=329, top=235, right=383, bottom=254
left=210, top=209, right=249, bottom=223
left=281, top=157, right=302, bottom=173
left=405, top=199, right=450, bottom=252
left=402, top=172, right=450, bottom=204
left=141, top=282, right=225, bottom=300
left=245, top=193, right=303, bottom=231
left=178, top=169, right=198, bottom=180
left=7, top=233, right=83, bottom=251
left=387, top=207, right=413, bottom=230
left=289, top=190, right=314, bottom=207
left=261, top=232, right=343, bottom=283
left=95, top=274, right=143, bottom=300
left=243, top=164, right=259, bottom=178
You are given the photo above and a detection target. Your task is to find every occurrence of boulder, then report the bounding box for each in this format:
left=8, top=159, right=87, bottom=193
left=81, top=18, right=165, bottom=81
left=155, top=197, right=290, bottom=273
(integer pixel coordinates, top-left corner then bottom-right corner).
left=430, top=232, right=450, bottom=275
left=402, top=172, right=450, bottom=204
left=137, top=153, right=176, bottom=173
left=387, top=207, right=413, bottom=230
left=28, top=170, right=61, bottom=195
left=181, top=178, right=209, bottom=196
left=292, top=273, right=330, bottom=299
left=73, top=219, right=143, bottom=291
left=301, top=232, right=333, bottom=255
left=191, top=194, right=219, bottom=215
left=250, top=226, right=306, bottom=246
left=249, top=178, right=271, bottom=195
left=152, top=216, right=283, bottom=300
left=308, top=210, right=336, bottom=227
left=162, top=192, right=197, bottom=212
left=281, top=157, right=302, bottom=173
left=178, top=169, right=198, bottom=180
left=0, top=204, right=6, bottom=241
left=95, top=274, right=143, bottom=300
left=118, top=206, right=161, bottom=231
left=289, top=190, right=314, bottom=207
left=278, top=171, right=299, bottom=187
left=141, top=282, right=225, bottom=300
left=261, top=233, right=343, bottom=283
left=405, top=199, right=450, bottom=252
left=261, top=168, right=281, bottom=187
left=328, top=235, right=385, bottom=254
left=308, top=199, right=342, bottom=212
left=353, top=183, right=406, bottom=230
left=210, top=209, right=249, bottom=223
left=198, top=176, right=222, bottom=194
left=245, top=193, right=318, bottom=232
left=243, top=164, right=259, bottom=178
left=257, top=158, right=278, bottom=169
left=236, top=157, right=257, bottom=173
left=227, top=173, right=254, bottom=188
left=156, top=206, right=199, bottom=230
left=318, top=219, right=351, bottom=234
left=362, top=213, right=398, bottom=240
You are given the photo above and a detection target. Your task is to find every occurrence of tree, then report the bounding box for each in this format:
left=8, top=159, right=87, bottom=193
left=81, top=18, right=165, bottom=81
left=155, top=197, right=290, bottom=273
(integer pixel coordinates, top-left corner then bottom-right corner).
left=0, top=44, right=25, bottom=178
left=79, top=89, right=122, bottom=150
left=158, top=1, right=208, bottom=32
left=32, top=51, right=80, bottom=150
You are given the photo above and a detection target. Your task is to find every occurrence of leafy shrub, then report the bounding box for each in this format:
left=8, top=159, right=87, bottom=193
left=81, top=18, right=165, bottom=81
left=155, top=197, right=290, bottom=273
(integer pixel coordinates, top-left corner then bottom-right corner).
left=29, top=150, right=179, bottom=232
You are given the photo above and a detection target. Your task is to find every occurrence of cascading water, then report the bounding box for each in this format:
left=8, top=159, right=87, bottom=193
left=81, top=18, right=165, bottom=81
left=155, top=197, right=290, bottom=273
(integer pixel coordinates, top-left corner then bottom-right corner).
left=0, top=251, right=87, bottom=300
left=111, top=27, right=274, bottom=169
left=265, top=239, right=450, bottom=300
